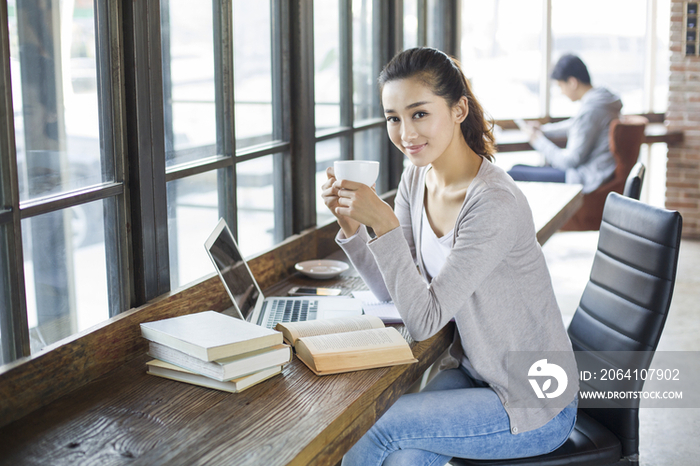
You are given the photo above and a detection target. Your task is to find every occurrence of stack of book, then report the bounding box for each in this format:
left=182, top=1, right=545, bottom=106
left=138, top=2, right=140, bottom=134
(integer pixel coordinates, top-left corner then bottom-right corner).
left=140, top=310, right=291, bottom=393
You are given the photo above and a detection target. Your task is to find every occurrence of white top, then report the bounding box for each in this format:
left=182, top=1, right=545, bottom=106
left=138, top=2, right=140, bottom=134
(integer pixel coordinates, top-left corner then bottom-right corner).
left=420, top=206, right=453, bottom=280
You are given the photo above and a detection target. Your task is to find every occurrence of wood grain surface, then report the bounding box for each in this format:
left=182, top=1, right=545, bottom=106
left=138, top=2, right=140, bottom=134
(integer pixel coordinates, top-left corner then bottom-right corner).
left=0, top=320, right=452, bottom=466
left=0, top=211, right=360, bottom=429
left=0, top=180, right=586, bottom=465
left=0, top=191, right=407, bottom=465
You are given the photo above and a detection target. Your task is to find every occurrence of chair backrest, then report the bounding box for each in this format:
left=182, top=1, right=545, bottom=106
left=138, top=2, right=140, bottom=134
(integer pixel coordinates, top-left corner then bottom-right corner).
left=623, top=162, right=646, bottom=200
left=561, top=116, right=648, bottom=231
left=609, top=116, right=648, bottom=183
left=567, top=192, right=682, bottom=457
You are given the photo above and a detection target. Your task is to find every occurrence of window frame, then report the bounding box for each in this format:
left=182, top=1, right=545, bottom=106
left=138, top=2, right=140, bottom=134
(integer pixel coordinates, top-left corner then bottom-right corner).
left=0, top=0, right=462, bottom=367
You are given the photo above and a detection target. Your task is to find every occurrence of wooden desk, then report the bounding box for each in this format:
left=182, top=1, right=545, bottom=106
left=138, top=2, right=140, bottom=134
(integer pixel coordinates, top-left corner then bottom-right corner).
left=517, top=182, right=584, bottom=245
left=495, top=122, right=683, bottom=153
left=0, top=183, right=582, bottom=466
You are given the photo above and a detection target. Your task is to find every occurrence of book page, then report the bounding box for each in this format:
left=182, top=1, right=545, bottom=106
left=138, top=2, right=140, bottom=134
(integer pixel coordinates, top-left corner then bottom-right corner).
left=294, top=327, right=417, bottom=375
left=299, top=327, right=404, bottom=353
left=276, top=315, right=384, bottom=346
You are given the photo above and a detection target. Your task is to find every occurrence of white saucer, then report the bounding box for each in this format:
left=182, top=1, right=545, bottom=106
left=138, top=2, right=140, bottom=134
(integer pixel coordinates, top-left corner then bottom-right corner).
left=294, top=260, right=349, bottom=279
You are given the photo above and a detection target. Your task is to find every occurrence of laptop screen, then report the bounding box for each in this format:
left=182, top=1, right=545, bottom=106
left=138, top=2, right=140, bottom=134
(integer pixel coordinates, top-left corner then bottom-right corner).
left=205, top=219, right=260, bottom=320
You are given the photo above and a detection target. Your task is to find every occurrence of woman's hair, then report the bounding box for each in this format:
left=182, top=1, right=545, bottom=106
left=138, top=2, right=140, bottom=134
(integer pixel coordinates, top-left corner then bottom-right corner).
left=378, top=47, right=495, bottom=162
left=551, top=54, right=591, bottom=85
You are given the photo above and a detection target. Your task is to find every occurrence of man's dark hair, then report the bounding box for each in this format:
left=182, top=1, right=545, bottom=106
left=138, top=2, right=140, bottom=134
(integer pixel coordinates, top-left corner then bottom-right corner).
left=551, top=54, right=591, bottom=85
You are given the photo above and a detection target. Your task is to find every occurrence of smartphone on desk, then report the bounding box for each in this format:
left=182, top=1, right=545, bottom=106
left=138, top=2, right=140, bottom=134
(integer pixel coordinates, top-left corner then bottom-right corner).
left=288, top=286, right=342, bottom=297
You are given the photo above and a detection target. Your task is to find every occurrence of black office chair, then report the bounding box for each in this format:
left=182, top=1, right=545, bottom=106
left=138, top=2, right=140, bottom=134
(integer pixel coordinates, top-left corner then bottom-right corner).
left=451, top=193, right=682, bottom=466
left=623, top=162, right=646, bottom=200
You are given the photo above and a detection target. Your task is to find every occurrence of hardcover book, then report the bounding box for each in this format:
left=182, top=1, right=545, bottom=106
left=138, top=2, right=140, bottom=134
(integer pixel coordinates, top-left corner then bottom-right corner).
left=147, top=359, right=282, bottom=393
left=140, top=310, right=282, bottom=361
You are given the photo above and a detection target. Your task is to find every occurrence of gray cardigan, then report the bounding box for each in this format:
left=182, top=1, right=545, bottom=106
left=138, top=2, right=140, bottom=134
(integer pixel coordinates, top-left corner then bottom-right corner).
left=337, top=160, right=579, bottom=434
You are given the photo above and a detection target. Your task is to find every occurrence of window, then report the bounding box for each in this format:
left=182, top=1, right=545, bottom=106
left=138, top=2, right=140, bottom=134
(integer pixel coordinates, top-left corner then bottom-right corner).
left=0, top=0, right=409, bottom=366
left=233, top=0, right=275, bottom=148
left=315, top=0, right=341, bottom=131
left=551, top=0, right=647, bottom=116
left=313, top=0, right=393, bottom=222
left=2, top=0, right=126, bottom=357
left=403, top=0, right=420, bottom=49
left=162, top=0, right=286, bottom=291
left=460, top=0, right=544, bottom=120
left=460, top=0, right=670, bottom=120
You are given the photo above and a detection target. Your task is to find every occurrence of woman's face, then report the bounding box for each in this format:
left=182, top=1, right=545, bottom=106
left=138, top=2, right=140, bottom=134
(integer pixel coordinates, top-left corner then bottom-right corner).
left=381, top=77, right=465, bottom=167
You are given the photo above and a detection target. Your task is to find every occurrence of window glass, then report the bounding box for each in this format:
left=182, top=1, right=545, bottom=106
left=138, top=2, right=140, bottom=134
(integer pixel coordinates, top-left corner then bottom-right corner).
left=8, top=0, right=109, bottom=202
left=654, top=0, right=671, bottom=113
left=237, top=156, right=276, bottom=257
left=161, top=0, right=217, bottom=167
left=166, top=171, right=222, bottom=289
left=353, top=0, right=380, bottom=121
left=22, top=201, right=109, bottom=353
left=551, top=0, right=646, bottom=116
left=316, top=138, right=343, bottom=225
left=315, top=0, right=341, bottom=131
left=461, top=0, right=543, bottom=119
left=234, top=0, right=274, bottom=149
left=403, top=0, right=419, bottom=49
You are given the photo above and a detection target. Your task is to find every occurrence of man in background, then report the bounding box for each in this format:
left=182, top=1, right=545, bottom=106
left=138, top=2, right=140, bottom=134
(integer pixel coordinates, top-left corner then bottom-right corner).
left=509, top=54, right=622, bottom=194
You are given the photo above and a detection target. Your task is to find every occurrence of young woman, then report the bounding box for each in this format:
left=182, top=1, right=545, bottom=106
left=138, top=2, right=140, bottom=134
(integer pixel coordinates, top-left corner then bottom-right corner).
left=321, top=47, right=579, bottom=465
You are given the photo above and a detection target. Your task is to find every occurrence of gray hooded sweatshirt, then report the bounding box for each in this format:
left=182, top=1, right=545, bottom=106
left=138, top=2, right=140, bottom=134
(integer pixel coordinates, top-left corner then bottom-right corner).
left=532, top=87, right=623, bottom=193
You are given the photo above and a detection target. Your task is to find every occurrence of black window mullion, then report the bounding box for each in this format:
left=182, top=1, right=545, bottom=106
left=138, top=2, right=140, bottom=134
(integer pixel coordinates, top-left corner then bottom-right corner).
left=289, top=0, right=316, bottom=233
left=213, top=0, right=237, bottom=240
left=417, top=0, right=428, bottom=47
left=429, top=0, right=459, bottom=58
left=122, top=0, right=170, bottom=304
left=374, top=0, right=394, bottom=193
left=272, top=0, right=293, bottom=242
left=160, top=0, right=181, bottom=285
left=383, top=1, right=404, bottom=191
left=95, top=0, right=131, bottom=317
left=339, top=0, right=354, bottom=161
left=0, top=0, right=29, bottom=363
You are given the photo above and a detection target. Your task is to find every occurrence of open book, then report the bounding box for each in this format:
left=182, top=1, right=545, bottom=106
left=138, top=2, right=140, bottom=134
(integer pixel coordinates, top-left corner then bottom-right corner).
left=275, top=315, right=417, bottom=376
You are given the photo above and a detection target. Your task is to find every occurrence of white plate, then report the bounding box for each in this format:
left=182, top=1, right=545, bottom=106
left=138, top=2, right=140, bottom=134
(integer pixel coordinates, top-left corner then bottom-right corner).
left=294, top=260, right=349, bottom=279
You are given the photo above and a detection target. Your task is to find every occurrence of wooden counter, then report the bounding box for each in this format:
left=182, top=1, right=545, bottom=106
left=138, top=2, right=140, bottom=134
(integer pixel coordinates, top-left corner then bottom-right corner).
left=0, top=182, right=584, bottom=466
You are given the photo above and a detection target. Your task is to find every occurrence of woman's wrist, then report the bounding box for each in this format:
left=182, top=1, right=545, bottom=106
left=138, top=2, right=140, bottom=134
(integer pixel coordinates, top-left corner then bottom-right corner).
left=338, top=217, right=361, bottom=239
left=372, top=217, right=400, bottom=237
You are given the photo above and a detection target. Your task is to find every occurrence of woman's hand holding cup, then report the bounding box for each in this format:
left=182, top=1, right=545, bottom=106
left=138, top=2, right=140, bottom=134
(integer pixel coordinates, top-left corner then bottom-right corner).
left=322, top=166, right=362, bottom=238
left=325, top=161, right=399, bottom=238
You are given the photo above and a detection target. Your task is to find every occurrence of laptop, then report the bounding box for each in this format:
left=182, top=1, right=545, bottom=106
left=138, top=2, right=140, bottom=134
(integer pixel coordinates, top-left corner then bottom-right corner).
left=205, top=218, right=364, bottom=328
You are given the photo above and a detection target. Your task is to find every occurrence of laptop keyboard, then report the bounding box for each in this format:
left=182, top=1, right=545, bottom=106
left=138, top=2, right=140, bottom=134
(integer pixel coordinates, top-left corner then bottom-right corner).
left=265, top=299, right=319, bottom=328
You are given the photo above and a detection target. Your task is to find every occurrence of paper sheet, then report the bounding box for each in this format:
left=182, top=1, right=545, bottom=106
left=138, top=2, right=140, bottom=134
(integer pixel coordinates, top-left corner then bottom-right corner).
left=352, top=290, right=403, bottom=324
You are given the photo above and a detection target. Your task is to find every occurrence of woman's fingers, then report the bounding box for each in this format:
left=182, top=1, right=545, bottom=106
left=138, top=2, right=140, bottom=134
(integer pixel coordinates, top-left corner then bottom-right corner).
left=333, top=178, right=364, bottom=192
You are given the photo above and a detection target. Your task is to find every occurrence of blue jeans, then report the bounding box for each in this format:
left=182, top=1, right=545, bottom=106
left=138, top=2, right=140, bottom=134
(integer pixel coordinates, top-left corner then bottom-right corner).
left=342, top=366, right=578, bottom=466
left=508, top=164, right=566, bottom=183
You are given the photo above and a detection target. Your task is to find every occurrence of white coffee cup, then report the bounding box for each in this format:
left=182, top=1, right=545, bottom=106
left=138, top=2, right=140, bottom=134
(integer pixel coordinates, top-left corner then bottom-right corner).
left=334, top=160, right=380, bottom=186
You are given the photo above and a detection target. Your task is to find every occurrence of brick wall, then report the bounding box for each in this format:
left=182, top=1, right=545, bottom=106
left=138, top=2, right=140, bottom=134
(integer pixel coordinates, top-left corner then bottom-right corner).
left=668, top=0, right=700, bottom=238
